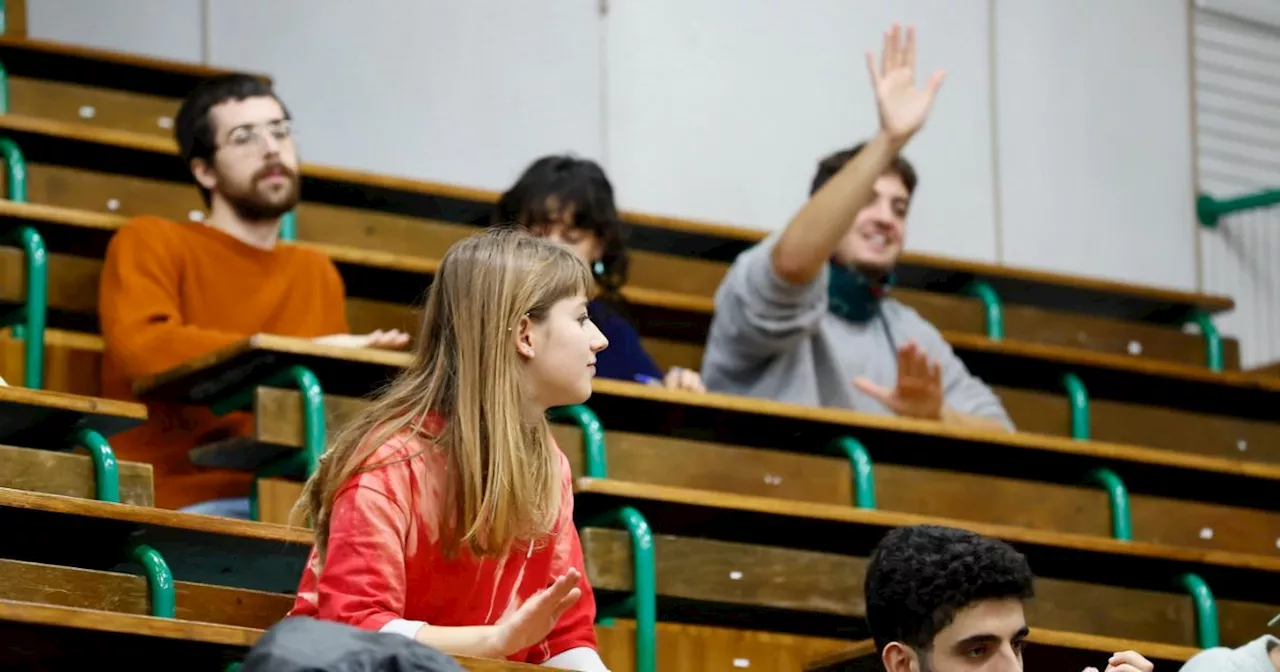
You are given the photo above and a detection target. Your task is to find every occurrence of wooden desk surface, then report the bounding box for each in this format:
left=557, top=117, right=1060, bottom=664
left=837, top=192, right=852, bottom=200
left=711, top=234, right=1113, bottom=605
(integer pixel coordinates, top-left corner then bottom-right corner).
left=0, top=113, right=1233, bottom=317
left=0, top=487, right=310, bottom=593
left=134, top=334, right=412, bottom=403
left=0, top=385, right=145, bottom=448
left=573, top=477, right=1280, bottom=604
left=0, top=599, right=554, bottom=671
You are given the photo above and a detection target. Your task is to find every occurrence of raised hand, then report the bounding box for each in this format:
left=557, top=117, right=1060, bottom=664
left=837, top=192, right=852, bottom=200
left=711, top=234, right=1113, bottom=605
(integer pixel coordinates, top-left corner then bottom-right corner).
left=490, top=569, right=583, bottom=656
left=867, top=24, right=946, bottom=143
left=853, top=340, right=943, bottom=420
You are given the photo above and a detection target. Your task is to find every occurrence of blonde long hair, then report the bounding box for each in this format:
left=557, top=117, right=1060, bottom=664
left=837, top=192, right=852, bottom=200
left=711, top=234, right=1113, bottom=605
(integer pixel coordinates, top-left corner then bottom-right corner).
left=295, top=227, right=594, bottom=563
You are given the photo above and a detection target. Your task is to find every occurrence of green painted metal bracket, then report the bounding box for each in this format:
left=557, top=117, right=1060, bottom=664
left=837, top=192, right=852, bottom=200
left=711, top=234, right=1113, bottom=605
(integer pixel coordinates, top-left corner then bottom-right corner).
left=1185, top=309, right=1224, bottom=373
left=1179, top=573, right=1220, bottom=648
left=72, top=428, right=121, bottom=503
left=209, top=364, right=326, bottom=521
left=3, top=225, right=46, bottom=388
left=0, top=136, right=27, bottom=200
left=280, top=210, right=297, bottom=241
left=0, top=59, right=8, bottom=114
left=549, top=404, right=607, bottom=478
left=1084, top=468, right=1132, bottom=541
left=1198, top=190, right=1280, bottom=228
left=830, top=436, right=876, bottom=508
left=128, top=542, right=176, bottom=618
left=587, top=506, right=655, bottom=672
left=963, top=279, right=1004, bottom=341
left=1062, top=373, right=1089, bottom=440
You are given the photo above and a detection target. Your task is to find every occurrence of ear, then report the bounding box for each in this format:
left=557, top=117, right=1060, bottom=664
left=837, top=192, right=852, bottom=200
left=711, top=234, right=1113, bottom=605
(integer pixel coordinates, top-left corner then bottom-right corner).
left=514, top=314, right=536, bottom=360
left=881, top=642, right=919, bottom=672
left=190, top=157, right=217, bottom=192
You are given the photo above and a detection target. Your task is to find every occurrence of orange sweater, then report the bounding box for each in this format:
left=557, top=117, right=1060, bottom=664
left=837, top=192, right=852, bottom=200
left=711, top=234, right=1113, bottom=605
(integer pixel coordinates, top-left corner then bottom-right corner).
left=99, top=216, right=349, bottom=509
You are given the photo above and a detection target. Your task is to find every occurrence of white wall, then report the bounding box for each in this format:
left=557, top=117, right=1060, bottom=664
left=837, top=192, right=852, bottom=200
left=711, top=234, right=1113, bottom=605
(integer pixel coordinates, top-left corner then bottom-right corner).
left=27, top=0, right=1203, bottom=293
left=994, top=0, right=1198, bottom=291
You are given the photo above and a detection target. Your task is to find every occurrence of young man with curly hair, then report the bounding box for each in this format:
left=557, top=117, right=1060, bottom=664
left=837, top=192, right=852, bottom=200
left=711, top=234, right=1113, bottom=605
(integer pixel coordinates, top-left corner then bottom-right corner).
left=865, top=525, right=1153, bottom=672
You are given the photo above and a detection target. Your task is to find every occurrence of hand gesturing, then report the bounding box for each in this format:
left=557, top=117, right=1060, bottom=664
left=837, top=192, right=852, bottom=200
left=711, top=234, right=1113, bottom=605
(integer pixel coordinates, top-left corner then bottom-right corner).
left=853, top=340, right=944, bottom=421
left=868, top=24, right=946, bottom=143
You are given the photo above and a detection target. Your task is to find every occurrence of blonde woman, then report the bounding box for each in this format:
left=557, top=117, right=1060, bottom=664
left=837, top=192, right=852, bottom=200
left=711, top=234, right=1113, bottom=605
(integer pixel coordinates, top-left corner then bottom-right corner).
left=289, top=229, right=610, bottom=671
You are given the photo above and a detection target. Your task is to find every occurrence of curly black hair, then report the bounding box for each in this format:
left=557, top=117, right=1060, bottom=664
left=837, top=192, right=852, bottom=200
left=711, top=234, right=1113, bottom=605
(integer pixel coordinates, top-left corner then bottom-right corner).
left=492, top=155, right=630, bottom=297
left=865, top=525, right=1035, bottom=656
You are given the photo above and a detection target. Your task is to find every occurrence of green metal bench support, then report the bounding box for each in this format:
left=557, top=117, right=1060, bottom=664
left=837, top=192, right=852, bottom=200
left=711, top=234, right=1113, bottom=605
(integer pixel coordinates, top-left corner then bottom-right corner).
left=1185, top=309, right=1224, bottom=373
left=588, top=506, right=655, bottom=672
left=211, top=365, right=327, bottom=521
left=1179, top=572, right=1220, bottom=649
left=73, top=428, right=121, bottom=504
left=1084, top=468, right=1132, bottom=541
left=963, top=279, right=1004, bottom=341
left=0, top=59, right=8, bottom=113
left=1062, top=373, right=1089, bottom=440
left=831, top=436, right=876, bottom=508
left=550, top=404, right=607, bottom=478
left=128, top=543, right=176, bottom=618
left=4, top=224, right=46, bottom=388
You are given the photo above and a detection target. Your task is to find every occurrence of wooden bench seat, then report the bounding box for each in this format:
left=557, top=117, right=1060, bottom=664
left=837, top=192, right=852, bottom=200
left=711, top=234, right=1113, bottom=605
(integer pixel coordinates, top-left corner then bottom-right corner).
left=572, top=478, right=1280, bottom=627
left=0, top=443, right=151, bottom=505
left=0, top=599, right=552, bottom=671
left=251, top=387, right=1280, bottom=557
left=0, top=35, right=265, bottom=139
left=0, top=487, right=310, bottom=593
left=0, top=113, right=1232, bottom=329
left=0, top=383, right=143, bottom=448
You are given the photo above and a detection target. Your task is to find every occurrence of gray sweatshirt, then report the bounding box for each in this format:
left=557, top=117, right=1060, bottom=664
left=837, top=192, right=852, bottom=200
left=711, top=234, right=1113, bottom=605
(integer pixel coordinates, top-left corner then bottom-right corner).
left=1179, top=635, right=1279, bottom=672
left=702, top=232, right=1014, bottom=429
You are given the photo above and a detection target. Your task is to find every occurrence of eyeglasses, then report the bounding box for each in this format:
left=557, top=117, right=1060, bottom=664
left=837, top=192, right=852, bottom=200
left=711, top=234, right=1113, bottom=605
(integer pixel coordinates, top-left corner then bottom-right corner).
left=219, top=119, right=294, bottom=151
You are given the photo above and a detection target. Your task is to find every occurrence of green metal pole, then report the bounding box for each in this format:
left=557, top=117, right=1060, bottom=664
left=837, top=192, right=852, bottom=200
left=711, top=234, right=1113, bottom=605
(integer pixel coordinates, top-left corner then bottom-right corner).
left=289, top=365, right=326, bottom=475
left=963, top=279, right=1004, bottom=341
left=1179, top=573, right=1220, bottom=648
left=588, top=507, right=655, bottom=672
left=0, top=136, right=27, bottom=201
left=1198, top=191, right=1280, bottom=228
left=831, top=436, right=876, bottom=508
left=6, top=225, right=45, bottom=388
left=280, top=211, right=297, bottom=241
left=1062, top=373, right=1089, bottom=440
left=1084, top=468, right=1132, bottom=541
left=128, top=543, right=176, bottom=618
left=0, top=59, right=8, bottom=114
left=72, top=428, right=121, bottom=503
left=549, top=404, right=607, bottom=478
left=1186, top=309, right=1224, bottom=373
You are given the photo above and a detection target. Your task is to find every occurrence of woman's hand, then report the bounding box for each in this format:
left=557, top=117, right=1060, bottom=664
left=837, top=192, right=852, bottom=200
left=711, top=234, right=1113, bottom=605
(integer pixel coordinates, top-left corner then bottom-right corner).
left=663, top=366, right=706, bottom=393
left=489, top=569, right=583, bottom=657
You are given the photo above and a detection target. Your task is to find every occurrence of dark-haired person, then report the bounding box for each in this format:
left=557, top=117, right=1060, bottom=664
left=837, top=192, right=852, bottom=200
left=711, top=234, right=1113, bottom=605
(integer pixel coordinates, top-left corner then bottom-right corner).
left=701, top=25, right=1011, bottom=431
left=99, top=74, right=409, bottom=516
left=494, top=154, right=705, bottom=393
left=867, top=525, right=1154, bottom=672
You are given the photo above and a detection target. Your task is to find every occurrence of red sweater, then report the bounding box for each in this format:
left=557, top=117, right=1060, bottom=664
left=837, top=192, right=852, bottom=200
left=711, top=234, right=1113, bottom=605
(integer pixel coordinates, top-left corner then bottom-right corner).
left=289, top=421, right=598, bottom=664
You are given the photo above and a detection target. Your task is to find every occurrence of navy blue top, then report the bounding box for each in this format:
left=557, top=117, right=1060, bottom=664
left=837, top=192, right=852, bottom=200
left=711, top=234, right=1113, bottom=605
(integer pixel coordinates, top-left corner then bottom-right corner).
left=589, top=299, right=663, bottom=383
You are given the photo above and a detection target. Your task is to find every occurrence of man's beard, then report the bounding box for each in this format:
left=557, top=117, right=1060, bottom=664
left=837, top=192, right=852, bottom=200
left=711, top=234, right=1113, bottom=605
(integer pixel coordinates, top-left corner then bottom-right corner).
left=219, top=167, right=301, bottom=222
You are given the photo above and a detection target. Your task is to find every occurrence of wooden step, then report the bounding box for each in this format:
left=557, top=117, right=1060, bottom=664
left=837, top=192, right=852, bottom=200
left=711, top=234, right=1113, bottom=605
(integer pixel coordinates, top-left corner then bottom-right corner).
left=595, top=619, right=851, bottom=672
left=251, top=387, right=1280, bottom=557
left=0, top=383, right=144, bottom=448
left=0, top=444, right=152, bottom=505
left=0, top=557, right=289, bottom=629
left=572, top=478, right=1280, bottom=606
left=583, top=529, right=1269, bottom=649
left=0, top=113, right=1232, bottom=324
left=0, top=486, right=310, bottom=594
left=0, top=598, right=550, bottom=671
